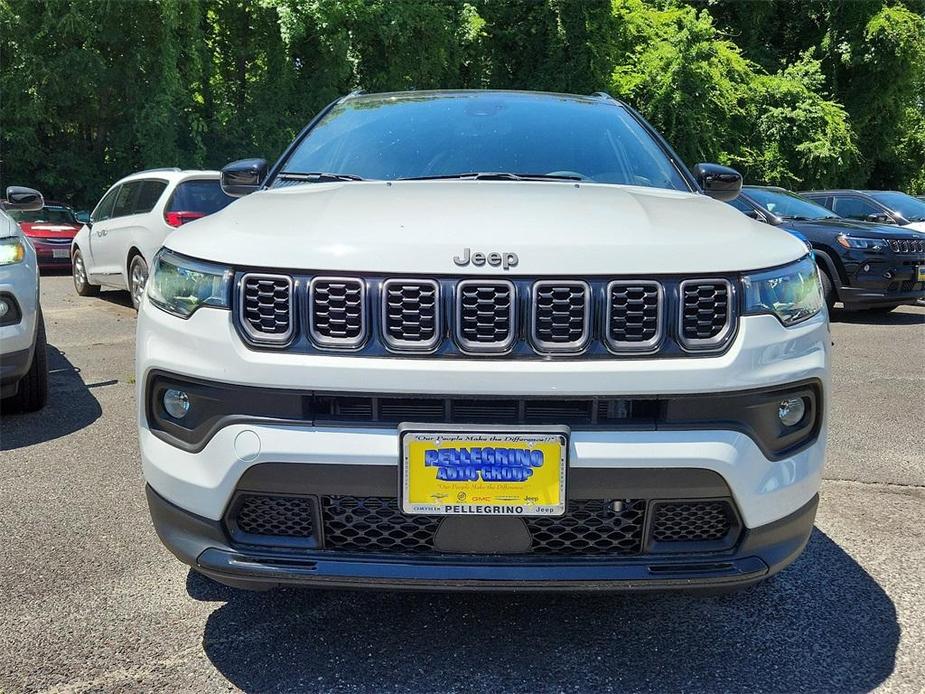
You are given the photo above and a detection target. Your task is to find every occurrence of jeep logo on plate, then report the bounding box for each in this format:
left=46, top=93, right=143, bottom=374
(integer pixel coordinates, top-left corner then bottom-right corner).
left=453, top=247, right=519, bottom=270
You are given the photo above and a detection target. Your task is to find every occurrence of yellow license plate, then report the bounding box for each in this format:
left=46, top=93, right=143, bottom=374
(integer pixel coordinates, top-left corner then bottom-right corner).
left=917, top=265, right=925, bottom=282
left=401, top=431, right=567, bottom=516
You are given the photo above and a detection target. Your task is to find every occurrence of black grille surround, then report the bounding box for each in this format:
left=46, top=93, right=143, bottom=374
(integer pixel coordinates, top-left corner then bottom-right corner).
left=223, top=494, right=739, bottom=557
left=678, top=279, right=733, bottom=350
left=233, top=273, right=739, bottom=358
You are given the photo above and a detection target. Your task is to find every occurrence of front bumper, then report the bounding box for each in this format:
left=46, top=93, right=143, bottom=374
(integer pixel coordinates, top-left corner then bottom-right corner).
left=839, top=253, right=925, bottom=307
left=147, top=484, right=818, bottom=591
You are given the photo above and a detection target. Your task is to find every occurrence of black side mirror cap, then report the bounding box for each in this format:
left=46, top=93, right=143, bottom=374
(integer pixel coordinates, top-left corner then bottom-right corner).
left=4, top=186, right=44, bottom=212
left=866, top=213, right=895, bottom=224
left=221, top=158, right=268, bottom=197
left=693, top=163, right=742, bottom=202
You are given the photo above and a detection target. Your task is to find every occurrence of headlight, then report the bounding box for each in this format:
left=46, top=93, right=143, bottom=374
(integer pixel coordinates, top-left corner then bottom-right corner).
left=836, top=234, right=884, bottom=251
left=147, top=249, right=232, bottom=318
left=0, top=237, right=26, bottom=265
left=743, top=255, right=824, bottom=326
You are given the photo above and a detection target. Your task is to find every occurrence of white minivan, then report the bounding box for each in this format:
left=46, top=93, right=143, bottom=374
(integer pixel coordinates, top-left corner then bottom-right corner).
left=71, top=169, right=233, bottom=309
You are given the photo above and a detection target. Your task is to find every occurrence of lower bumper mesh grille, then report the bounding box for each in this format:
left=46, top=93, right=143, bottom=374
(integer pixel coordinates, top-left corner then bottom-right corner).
left=226, top=494, right=738, bottom=555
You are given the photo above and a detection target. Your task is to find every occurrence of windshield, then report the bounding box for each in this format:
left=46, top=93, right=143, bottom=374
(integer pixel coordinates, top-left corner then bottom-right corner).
left=7, top=206, right=77, bottom=225
left=867, top=191, right=925, bottom=222
left=275, top=92, right=690, bottom=190
left=745, top=188, right=838, bottom=220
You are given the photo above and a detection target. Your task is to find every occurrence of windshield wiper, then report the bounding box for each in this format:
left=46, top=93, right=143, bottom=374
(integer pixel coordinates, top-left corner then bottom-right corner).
left=277, top=171, right=365, bottom=182
left=398, top=172, right=584, bottom=182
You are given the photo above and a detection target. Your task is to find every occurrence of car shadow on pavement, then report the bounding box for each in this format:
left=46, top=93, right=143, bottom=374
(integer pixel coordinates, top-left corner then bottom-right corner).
left=830, top=307, right=925, bottom=325
left=192, top=528, right=897, bottom=693
left=0, top=342, right=102, bottom=449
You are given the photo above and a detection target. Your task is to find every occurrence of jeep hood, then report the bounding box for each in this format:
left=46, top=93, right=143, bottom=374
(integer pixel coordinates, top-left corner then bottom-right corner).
left=165, top=180, right=807, bottom=274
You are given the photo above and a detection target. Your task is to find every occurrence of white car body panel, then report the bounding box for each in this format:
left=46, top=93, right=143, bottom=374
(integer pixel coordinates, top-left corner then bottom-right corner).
left=165, top=180, right=808, bottom=274
left=904, top=220, right=925, bottom=233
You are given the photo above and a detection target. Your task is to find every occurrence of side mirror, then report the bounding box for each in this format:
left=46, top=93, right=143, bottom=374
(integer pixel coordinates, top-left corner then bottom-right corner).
left=743, top=209, right=765, bottom=222
left=693, top=163, right=742, bottom=202
left=221, top=158, right=268, bottom=197
left=5, top=186, right=44, bottom=212
left=866, top=212, right=895, bottom=224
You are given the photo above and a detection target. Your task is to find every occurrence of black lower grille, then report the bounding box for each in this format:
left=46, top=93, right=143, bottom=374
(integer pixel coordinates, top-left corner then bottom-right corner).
left=321, top=496, right=440, bottom=553
left=650, top=500, right=734, bottom=542
left=225, top=494, right=740, bottom=556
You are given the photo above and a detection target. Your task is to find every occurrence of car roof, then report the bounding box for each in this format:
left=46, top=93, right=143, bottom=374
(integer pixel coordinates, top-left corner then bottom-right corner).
left=113, top=169, right=220, bottom=186
left=342, top=89, right=622, bottom=108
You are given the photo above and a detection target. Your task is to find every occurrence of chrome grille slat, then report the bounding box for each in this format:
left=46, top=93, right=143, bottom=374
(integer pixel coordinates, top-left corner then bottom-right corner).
left=678, top=279, right=733, bottom=350
left=455, top=280, right=516, bottom=353
left=531, top=281, right=590, bottom=353
left=239, top=273, right=294, bottom=344
left=309, top=277, right=366, bottom=348
left=605, top=281, right=663, bottom=353
left=381, top=279, right=439, bottom=351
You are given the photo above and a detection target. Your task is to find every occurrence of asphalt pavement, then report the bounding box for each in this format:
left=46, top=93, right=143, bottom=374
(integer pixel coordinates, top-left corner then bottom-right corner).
left=1, top=274, right=923, bottom=693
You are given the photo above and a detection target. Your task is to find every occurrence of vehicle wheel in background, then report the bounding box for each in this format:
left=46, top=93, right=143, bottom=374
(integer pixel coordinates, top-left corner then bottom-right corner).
left=72, top=249, right=100, bottom=297
left=819, top=269, right=836, bottom=311
left=4, top=310, right=48, bottom=413
left=129, top=255, right=148, bottom=311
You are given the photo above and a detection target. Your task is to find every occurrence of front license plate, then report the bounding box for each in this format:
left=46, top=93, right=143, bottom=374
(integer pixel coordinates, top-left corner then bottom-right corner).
left=53, top=248, right=69, bottom=259
left=401, top=431, right=567, bottom=516
left=917, top=265, right=925, bottom=282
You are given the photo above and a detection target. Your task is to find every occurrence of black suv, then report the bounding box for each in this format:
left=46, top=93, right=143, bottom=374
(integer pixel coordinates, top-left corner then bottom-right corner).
left=730, top=186, right=925, bottom=312
left=801, top=189, right=925, bottom=230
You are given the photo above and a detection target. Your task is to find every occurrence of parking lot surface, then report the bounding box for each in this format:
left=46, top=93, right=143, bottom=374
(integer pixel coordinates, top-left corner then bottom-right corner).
left=1, top=275, right=923, bottom=693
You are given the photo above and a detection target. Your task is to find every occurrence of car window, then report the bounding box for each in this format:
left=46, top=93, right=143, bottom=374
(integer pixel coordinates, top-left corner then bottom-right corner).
left=6, top=206, right=78, bottom=225
left=92, top=186, right=121, bottom=222
left=133, top=180, right=168, bottom=214
left=277, top=92, right=690, bottom=190
left=111, top=181, right=142, bottom=218
left=745, top=188, right=837, bottom=220
left=867, top=191, right=925, bottom=222
left=726, top=197, right=752, bottom=213
left=831, top=196, right=882, bottom=220
left=166, top=179, right=234, bottom=215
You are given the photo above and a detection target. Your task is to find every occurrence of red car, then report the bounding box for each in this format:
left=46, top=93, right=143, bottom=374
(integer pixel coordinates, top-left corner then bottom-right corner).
left=2, top=200, right=81, bottom=270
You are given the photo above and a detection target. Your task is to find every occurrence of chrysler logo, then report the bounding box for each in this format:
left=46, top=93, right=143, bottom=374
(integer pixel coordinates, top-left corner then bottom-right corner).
left=453, top=247, right=519, bottom=270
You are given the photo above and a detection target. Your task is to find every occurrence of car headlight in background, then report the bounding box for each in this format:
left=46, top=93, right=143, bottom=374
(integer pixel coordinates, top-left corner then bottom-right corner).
left=743, top=255, right=824, bottom=326
left=836, top=234, right=884, bottom=251
left=147, top=249, right=232, bottom=318
left=0, top=237, right=26, bottom=265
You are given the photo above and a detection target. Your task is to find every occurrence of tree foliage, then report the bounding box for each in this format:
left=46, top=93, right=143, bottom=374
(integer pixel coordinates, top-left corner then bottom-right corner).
left=1, top=0, right=923, bottom=208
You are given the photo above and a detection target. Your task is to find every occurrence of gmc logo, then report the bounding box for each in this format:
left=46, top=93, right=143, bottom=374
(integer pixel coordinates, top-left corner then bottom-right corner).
left=453, top=247, right=519, bottom=270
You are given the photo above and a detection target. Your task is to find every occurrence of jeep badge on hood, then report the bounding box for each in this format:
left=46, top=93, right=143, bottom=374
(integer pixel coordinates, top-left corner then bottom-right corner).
left=453, top=247, right=519, bottom=270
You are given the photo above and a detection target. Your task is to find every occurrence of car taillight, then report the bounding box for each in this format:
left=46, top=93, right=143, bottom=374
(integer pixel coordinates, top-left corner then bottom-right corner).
left=164, top=211, right=206, bottom=228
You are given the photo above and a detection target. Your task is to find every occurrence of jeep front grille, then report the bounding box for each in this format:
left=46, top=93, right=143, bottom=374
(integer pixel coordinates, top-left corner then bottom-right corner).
left=309, top=277, right=366, bottom=348
left=381, top=279, right=440, bottom=351
left=234, top=273, right=740, bottom=357
left=531, top=281, right=590, bottom=352
left=678, top=279, right=733, bottom=350
left=455, top=280, right=515, bottom=352
left=606, top=281, right=662, bottom=352
left=240, top=274, right=293, bottom=344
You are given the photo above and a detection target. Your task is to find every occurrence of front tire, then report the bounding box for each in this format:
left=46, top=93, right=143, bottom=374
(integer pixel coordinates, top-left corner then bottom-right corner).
left=5, top=311, right=48, bottom=413
left=72, top=249, right=100, bottom=297
left=819, top=269, right=836, bottom=311
left=129, top=255, right=148, bottom=311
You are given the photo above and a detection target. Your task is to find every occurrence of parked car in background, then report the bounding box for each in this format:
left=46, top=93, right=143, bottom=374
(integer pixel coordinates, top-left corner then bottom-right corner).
left=0, top=200, right=82, bottom=270
left=801, top=190, right=925, bottom=233
left=1, top=186, right=48, bottom=412
left=71, top=169, right=233, bottom=309
left=730, top=186, right=925, bottom=312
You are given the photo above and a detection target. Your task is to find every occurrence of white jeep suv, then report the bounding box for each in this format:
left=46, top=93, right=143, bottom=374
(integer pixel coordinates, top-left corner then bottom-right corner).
left=71, top=169, right=233, bottom=309
left=138, top=91, right=828, bottom=592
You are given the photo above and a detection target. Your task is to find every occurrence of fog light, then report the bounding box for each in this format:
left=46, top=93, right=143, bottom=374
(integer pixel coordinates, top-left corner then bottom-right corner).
left=0, top=298, right=8, bottom=319
left=163, top=389, right=190, bottom=419
left=778, top=398, right=805, bottom=427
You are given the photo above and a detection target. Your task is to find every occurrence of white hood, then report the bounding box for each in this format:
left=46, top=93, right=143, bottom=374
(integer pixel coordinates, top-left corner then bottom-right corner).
left=166, top=180, right=807, bottom=274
